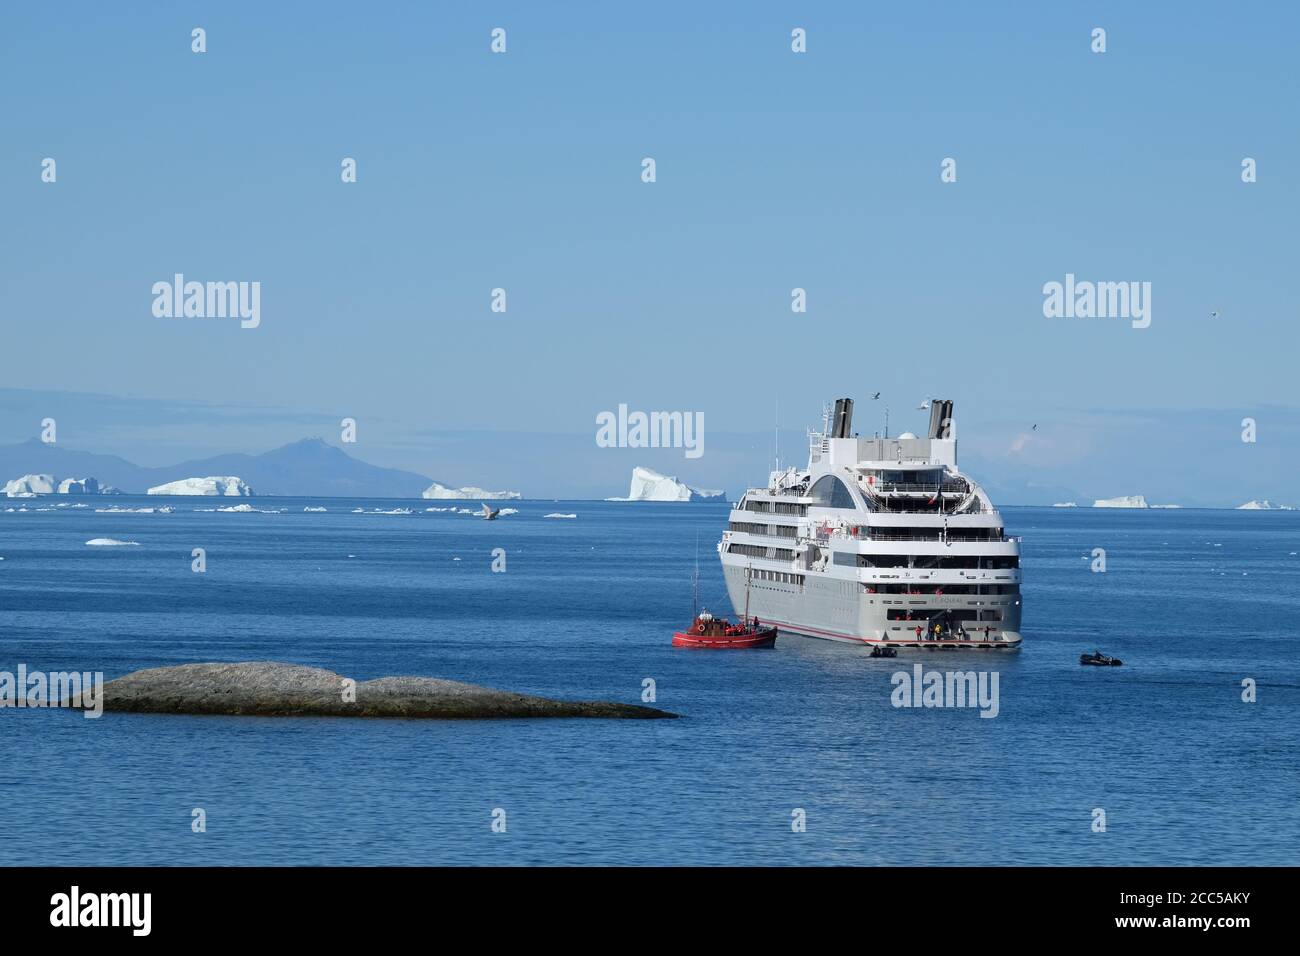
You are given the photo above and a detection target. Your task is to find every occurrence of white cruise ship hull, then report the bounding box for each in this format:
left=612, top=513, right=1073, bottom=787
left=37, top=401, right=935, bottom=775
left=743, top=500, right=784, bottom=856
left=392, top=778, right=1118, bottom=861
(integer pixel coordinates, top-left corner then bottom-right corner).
left=722, top=562, right=1022, bottom=649
left=718, top=397, right=1024, bottom=651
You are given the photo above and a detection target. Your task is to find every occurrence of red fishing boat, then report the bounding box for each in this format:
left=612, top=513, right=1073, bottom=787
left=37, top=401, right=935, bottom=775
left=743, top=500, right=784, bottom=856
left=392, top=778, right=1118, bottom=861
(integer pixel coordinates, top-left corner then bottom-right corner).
left=673, top=610, right=777, bottom=649
left=672, top=564, right=777, bottom=648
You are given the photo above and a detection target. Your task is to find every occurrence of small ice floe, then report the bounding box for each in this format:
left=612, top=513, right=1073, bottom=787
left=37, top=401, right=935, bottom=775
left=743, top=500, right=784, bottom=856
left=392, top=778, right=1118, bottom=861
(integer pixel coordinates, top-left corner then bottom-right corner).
left=304, top=506, right=327, bottom=513
left=369, top=508, right=412, bottom=515
left=545, top=513, right=578, bottom=519
left=352, top=508, right=365, bottom=513
left=217, top=504, right=257, bottom=513
left=95, top=506, right=173, bottom=514
left=452, top=557, right=461, bottom=562
left=425, top=507, right=452, bottom=512
left=347, top=554, right=356, bottom=558
left=85, top=538, right=140, bottom=547
left=497, top=508, right=518, bottom=516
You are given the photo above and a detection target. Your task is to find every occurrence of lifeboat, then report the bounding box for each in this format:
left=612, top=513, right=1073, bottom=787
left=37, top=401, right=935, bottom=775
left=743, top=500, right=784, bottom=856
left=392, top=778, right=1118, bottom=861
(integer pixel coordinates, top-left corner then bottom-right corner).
left=1080, top=650, right=1123, bottom=666
left=673, top=610, right=777, bottom=649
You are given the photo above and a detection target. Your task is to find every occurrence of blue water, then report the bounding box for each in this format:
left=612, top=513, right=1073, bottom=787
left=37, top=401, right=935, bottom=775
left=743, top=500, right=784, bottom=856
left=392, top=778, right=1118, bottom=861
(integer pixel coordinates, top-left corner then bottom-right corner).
left=1, top=499, right=1297, bottom=865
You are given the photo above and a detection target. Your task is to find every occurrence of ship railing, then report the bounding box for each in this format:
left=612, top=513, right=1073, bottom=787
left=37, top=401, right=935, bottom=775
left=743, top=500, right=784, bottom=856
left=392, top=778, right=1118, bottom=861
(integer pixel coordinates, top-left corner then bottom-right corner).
left=864, top=480, right=968, bottom=494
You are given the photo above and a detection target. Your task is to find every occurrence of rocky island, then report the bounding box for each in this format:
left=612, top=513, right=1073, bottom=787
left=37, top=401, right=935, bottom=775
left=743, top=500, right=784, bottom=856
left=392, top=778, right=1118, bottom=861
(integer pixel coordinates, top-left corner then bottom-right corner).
left=78, top=662, right=676, bottom=720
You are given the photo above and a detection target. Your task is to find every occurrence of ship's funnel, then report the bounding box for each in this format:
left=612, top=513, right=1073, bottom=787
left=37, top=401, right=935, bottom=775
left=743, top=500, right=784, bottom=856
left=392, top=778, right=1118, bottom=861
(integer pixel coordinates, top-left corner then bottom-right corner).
left=831, top=398, right=854, bottom=438
left=927, top=400, right=954, bottom=439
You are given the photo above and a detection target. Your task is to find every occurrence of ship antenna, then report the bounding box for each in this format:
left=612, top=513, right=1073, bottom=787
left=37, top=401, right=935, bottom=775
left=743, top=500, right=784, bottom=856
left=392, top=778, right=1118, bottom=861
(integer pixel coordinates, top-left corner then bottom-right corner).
left=884, top=404, right=890, bottom=439
left=692, top=533, right=700, bottom=618
left=774, top=397, right=780, bottom=473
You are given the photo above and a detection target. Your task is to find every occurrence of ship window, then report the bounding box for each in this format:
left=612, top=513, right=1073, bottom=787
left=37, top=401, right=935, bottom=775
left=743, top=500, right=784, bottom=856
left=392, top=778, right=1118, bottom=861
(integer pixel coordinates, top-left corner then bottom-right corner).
left=806, top=475, right=856, bottom=509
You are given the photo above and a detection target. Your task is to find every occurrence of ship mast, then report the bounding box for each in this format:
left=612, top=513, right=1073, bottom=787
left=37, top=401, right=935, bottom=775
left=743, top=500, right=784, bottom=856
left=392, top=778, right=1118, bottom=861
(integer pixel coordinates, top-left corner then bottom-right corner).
left=692, top=534, right=700, bottom=618
left=743, top=565, right=752, bottom=625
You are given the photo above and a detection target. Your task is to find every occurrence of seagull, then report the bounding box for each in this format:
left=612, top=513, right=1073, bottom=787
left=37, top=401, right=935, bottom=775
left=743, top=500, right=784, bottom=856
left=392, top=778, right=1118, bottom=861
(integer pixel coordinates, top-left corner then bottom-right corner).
left=480, top=503, right=500, bottom=520
left=870, top=392, right=881, bottom=400
left=1210, top=311, right=1221, bottom=318
left=1032, top=424, right=1038, bottom=431
left=917, top=399, right=931, bottom=410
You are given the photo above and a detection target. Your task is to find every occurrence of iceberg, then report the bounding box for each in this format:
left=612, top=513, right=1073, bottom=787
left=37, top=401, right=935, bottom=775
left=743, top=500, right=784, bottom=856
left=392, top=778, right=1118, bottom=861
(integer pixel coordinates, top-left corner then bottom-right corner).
left=1092, top=495, right=1148, bottom=509
left=4, top=475, right=117, bottom=497
left=421, top=482, right=521, bottom=500
left=1237, top=499, right=1295, bottom=510
left=4, top=474, right=56, bottom=497
left=608, top=466, right=725, bottom=502
left=1052, top=502, right=1078, bottom=508
left=85, top=538, right=140, bottom=547
left=147, top=476, right=252, bottom=497
left=57, top=477, right=100, bottom=495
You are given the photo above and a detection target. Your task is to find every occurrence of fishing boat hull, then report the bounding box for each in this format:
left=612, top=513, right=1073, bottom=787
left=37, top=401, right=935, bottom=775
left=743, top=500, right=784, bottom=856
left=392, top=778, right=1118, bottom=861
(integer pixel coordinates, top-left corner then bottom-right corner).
left=672, top=626, right=777, bottom=649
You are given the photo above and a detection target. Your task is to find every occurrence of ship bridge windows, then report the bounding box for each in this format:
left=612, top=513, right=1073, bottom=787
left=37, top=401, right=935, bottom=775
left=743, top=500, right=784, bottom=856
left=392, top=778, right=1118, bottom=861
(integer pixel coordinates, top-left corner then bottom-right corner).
left=868, top=468, right=945, bottom=486
left=806, top=475, right=856, bottom=510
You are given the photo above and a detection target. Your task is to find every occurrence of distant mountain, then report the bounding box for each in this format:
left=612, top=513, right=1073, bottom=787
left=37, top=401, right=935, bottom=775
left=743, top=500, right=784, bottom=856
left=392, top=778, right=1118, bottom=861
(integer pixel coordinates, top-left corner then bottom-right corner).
left=0, top=438, right=439, bottom=498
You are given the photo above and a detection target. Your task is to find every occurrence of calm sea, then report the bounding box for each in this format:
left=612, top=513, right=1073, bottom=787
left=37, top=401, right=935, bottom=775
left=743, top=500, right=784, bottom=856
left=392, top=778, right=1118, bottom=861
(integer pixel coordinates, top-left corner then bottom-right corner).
left=1, top=498, right=1296, bottom=865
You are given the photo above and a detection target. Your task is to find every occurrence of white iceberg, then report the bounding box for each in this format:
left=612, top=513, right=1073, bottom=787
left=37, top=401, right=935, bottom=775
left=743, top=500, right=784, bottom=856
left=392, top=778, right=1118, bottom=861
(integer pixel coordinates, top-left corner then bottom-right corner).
left=1150, top=504, right=1182, bottom=509
left=147, top=476, right=252, bottom=497
left=545, top=512, right=578, bottom=519
left=4, top=474, right=56, bottom=497
left=607, top=466, right=725, bottom=502
left=85, top=538, right=140, bottom=547
left=422, top=482, right=521, bottom=500
left=57, top=477, right=100, bottom=495
left=1237, top=499, right=1294, bottom=510
left=1052, top=502, right=1078, bottom=508
left=304, top=506, right=328, bottom=512
left=1092, top=495, right=1148, bottom=509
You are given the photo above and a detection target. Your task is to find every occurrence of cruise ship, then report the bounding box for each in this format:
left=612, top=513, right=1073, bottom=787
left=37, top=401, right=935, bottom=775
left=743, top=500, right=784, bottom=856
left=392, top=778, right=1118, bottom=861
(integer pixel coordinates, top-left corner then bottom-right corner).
left=718, top=398, right=1022, bottom=649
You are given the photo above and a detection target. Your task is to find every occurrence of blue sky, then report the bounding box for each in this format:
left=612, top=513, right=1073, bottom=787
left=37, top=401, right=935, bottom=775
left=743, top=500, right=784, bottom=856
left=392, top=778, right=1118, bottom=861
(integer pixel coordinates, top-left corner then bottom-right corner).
left=1, top=2, right=1296, bottom=500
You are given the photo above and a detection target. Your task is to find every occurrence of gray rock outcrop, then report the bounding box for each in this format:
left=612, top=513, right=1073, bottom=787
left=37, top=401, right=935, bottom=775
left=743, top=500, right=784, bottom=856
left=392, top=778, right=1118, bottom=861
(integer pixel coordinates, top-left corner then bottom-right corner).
left=82, top=662, right=676, bottom=719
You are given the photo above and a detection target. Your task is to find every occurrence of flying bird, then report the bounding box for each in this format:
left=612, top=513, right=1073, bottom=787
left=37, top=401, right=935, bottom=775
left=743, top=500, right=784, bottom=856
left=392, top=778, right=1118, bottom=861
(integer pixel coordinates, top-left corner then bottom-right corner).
left=1210, top=311, right=1221, bottom=318
left=1032, top=424, right=1038, bottom=431
left=870, top=392, right=881, bottom=400
left=480, top=503, right=500, bottom=520
left=917, top=399, right=931, bottom=410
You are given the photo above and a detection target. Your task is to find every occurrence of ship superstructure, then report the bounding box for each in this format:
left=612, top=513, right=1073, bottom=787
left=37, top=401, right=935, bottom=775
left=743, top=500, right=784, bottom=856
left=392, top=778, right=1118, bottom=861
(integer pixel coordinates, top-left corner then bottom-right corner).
left=718, top=398, right=1022, bottom=649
